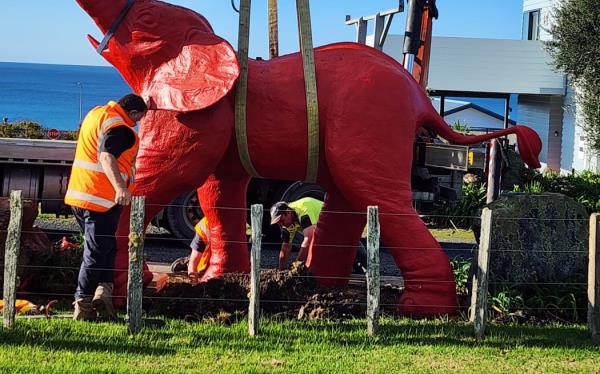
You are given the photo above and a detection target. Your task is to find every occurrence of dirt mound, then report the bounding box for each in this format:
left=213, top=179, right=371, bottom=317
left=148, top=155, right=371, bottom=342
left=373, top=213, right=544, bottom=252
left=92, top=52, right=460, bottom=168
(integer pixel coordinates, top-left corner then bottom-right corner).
left=147, top=262, right=402, bottom=320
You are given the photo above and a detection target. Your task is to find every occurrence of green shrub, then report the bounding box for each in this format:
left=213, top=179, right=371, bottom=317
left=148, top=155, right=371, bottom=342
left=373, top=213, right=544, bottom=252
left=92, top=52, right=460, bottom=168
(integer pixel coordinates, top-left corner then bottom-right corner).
left=429, top=183, right=486, bottom=229
left=521, top=170, right=600, bottom=213
left=0, top=121, right=46, bottom=138
left=450, top=258, right=471, bottom=296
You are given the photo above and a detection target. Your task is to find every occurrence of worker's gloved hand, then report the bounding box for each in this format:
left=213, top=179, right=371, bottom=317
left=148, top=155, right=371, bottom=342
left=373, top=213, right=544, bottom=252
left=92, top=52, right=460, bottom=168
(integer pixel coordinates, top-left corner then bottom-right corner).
left=114, top=186, right=131, bottom=206
left=188, top=272, right=200, bottom=286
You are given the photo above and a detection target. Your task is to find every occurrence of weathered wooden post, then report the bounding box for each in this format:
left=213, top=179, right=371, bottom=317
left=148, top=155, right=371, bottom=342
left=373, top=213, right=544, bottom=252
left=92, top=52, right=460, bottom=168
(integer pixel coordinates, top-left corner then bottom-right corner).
left=248, top=204, right=263, bottom=337
left=588, top=213, right=600, bottom=342
left=470, top=207, right=492, bottom=339
left=3, top=190, right=22, bottom=329
left=127, top=196, right=145, bottom=334
left=366, top=206, right=381, bottom=337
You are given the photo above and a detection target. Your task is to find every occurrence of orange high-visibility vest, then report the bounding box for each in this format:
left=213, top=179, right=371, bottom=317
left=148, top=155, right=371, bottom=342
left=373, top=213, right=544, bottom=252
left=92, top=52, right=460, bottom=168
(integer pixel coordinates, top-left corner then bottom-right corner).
left=65, top=101, right=140, bottom=212
left=194, top=217, right=211, bottom=272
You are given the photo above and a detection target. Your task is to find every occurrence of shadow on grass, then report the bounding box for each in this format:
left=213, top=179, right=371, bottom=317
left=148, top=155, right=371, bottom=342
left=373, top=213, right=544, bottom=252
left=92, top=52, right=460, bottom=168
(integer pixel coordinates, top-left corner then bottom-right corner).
left=0, top=322, right=176, bottom=356
left=1, top=318, right=595, bottom=356
left=164, top=317, right=597, bottom=354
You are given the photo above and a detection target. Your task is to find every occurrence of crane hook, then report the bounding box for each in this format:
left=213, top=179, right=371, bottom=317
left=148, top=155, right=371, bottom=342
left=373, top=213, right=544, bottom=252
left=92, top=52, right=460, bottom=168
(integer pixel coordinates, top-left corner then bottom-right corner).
left=231, top=0, right=240, bottom=13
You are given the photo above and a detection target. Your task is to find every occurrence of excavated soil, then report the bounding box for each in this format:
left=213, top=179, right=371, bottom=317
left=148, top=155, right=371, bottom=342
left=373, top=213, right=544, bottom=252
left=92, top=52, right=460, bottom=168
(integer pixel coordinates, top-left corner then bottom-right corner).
left=147, top=262, right=402, bottom=321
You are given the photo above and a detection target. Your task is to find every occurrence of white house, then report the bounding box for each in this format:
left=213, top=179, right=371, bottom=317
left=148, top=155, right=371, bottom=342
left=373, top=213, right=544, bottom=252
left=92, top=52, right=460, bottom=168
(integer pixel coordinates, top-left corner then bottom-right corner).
left=378, top=0, right=593, bottom=173
left=430, top=98, right=516, bottom=131
left=521, top=0, right=595, bottom=172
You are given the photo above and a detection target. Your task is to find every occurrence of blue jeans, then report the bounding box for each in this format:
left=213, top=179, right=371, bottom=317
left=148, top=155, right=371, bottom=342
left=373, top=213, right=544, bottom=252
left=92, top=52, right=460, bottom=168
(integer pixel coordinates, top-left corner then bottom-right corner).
left=72, top=205, right=123, bottom=299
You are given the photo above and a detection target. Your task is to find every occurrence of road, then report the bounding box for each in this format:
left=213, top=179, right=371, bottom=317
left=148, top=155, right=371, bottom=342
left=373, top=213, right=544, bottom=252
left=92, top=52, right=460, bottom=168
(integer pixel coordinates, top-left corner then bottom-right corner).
left=38, top=218, right=477, bottom=277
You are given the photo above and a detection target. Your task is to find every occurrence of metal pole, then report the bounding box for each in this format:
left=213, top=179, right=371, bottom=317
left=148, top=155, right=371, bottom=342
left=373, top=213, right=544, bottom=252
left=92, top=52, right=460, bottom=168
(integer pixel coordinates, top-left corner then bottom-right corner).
left=77, top=82, right=83, bottom=124
left=503, top=95, right=510, bottom=130
left=486, top=140, right=501, bottom=204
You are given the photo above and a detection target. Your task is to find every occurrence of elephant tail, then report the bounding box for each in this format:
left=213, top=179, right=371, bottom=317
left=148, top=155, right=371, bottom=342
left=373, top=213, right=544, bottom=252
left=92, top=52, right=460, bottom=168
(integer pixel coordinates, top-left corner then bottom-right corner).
left=421, top=110, right=542, bottom=169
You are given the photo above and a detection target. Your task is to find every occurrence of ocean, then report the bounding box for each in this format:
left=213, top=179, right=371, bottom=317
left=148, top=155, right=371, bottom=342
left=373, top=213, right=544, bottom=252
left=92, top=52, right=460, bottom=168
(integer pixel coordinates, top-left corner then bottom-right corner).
left=0, top=61, right=130, bottom=130
left=0, top=61, right=517, bottom=131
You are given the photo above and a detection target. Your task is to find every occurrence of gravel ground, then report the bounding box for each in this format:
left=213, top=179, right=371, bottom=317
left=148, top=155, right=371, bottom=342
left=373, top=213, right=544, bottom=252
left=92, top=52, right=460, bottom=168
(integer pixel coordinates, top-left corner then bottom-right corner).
left=35, top=218, right=474, bottom=276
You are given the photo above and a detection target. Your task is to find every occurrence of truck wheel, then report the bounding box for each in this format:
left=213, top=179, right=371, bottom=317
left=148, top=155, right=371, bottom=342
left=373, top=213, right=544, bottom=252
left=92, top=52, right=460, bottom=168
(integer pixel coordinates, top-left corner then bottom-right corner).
left=164, top=191, right=204, bottom=241
left=280, top=181, right=325, bottom=202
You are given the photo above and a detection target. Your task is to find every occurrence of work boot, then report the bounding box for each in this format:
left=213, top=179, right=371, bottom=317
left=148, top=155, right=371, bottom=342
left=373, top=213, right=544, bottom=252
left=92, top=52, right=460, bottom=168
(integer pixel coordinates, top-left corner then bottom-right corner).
left=73, top=297, right=96, bottom=321
left=92, top=282, right=117, bottom=320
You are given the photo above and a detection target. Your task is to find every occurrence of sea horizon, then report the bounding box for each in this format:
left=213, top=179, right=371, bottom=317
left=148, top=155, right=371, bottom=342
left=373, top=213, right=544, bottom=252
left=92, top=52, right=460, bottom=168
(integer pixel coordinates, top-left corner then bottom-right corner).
left=0, top=60, right=517, bottom=132
left=0, top=61, right=130, bottom=131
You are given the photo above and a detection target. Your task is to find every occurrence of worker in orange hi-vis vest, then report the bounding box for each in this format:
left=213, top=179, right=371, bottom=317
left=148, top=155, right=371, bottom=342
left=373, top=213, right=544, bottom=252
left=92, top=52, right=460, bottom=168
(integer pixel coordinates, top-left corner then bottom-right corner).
left=188, top=216, right=212, bottom=279
left=64, top=94, right=148, bottom=322
left=171, top=216, right=252, bottom=282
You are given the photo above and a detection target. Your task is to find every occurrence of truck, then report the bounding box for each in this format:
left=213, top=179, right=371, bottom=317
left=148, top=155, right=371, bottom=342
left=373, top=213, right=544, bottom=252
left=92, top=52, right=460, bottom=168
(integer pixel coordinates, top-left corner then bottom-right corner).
left=0, top=0, right=489, bottom=241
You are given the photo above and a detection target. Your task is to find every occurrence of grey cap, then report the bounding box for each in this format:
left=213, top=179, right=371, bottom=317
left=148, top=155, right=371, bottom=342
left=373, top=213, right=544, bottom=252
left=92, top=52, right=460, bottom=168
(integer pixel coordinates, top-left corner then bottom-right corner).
left=270, top=201, right=290, bottom=224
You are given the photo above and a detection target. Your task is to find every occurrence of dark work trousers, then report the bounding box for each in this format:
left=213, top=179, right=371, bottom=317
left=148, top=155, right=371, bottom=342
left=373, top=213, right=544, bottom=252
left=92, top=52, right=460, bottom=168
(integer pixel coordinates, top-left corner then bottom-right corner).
left=72, top=205, right=123, bottom=300
left=289, top=231, right=369, bottom=273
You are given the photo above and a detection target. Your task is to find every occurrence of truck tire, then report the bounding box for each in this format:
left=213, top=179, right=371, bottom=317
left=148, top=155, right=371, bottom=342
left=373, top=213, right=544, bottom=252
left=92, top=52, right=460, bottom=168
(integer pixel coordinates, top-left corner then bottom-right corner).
left=280, top=181, right=325, bottom=202
left=164, top=191, right=204, bottom=242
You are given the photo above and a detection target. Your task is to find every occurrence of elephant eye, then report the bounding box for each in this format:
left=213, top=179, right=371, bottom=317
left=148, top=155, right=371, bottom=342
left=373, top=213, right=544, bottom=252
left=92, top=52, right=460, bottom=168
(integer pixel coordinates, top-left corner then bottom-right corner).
left=135, top=8, right=159, bottom=30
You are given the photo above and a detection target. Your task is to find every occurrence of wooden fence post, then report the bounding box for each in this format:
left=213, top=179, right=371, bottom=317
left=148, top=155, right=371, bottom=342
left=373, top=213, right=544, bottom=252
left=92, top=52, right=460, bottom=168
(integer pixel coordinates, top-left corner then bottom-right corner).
left=470, top=207, right=492, bottom=339
left=3, top=190, right=22, bottom=329
left=366, top=206, right=381, bottom=337
left=248, top=204, right=263, bottom=337
left=588, top=213, right=600, bottom=342
left=127, top=196, right=145, bottom=334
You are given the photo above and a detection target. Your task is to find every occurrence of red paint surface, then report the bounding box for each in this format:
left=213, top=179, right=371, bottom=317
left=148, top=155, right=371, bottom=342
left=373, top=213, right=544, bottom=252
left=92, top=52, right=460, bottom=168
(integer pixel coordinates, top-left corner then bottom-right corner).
left=78, top=0, right=542, bottom=315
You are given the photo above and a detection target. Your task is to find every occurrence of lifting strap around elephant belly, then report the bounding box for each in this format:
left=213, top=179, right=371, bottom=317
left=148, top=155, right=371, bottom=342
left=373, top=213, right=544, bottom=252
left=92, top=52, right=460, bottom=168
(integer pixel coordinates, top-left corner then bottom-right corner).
left=234, top=0, right=320, bottom=183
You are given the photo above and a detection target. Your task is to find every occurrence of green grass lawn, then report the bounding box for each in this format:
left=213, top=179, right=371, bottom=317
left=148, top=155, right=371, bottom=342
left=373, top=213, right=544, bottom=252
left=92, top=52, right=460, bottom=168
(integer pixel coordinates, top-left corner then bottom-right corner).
left=429, top=228, right=476, bottom=242
left=0, top=317, right=597, bottom=373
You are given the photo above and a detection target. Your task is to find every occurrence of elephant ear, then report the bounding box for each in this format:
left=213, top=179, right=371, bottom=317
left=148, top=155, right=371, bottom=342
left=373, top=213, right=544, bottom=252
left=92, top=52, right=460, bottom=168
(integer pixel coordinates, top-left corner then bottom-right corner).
left=141, top=33, right=239, bottom=112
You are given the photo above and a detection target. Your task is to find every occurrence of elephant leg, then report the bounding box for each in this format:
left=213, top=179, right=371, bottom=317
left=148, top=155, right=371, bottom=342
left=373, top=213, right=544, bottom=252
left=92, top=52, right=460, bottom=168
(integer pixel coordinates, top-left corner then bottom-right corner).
left=326, top=175, right=457, bottom=315
left=111, top=112, right=232, bottom=307
left=378, top=204, right=458, bottom=316
left=198, top=171, right=251, bottom=281
left=306, top=187, right=366, bottom=287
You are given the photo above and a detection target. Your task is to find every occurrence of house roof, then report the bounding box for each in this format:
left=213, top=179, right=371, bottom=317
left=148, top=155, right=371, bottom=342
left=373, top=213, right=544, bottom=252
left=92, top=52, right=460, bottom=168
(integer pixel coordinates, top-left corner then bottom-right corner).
left=382, top=36, right=566, bottom=95
left=430, top=98, right=517, bottom=126
left=444, top=102, right=517, bottom=126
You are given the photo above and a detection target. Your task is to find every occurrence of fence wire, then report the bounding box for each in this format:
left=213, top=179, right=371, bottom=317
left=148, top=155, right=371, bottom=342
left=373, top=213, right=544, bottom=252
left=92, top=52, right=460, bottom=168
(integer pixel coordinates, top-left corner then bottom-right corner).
left=1, top=196, right=597, bottom=337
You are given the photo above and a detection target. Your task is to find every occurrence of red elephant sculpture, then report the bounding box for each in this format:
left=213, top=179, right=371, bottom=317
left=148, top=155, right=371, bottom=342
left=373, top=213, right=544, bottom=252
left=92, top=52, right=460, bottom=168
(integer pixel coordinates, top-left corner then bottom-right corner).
left=75, top=0, right=541, bottom=316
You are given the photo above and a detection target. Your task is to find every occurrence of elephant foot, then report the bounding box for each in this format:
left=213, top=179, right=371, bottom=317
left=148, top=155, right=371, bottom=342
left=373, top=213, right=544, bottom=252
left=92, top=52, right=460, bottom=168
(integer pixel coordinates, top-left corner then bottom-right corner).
left=396, top=282, right=459, bottom=317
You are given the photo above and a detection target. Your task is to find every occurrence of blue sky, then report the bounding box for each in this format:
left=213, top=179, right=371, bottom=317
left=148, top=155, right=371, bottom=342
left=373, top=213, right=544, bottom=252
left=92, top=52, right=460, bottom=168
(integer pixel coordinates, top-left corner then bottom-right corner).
left=1, top=1, right=525, bottom=66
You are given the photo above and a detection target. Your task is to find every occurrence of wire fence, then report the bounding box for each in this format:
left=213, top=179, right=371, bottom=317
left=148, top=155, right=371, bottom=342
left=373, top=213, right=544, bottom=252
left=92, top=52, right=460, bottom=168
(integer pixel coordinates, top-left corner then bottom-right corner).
left=2, top=191, right=599, bottom=341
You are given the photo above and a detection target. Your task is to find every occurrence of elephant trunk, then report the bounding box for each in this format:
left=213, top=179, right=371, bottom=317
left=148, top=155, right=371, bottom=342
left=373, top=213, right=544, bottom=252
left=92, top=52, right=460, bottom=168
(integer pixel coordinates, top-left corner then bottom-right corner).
left=76, top=0, right=128, bottom=34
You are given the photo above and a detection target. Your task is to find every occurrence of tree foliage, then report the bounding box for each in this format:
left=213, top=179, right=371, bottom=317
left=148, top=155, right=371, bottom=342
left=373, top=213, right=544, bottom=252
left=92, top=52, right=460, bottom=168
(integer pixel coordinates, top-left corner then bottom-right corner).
left=0, top=121, right=78, bottom=140
left=546, top=0, right=600, bottom=151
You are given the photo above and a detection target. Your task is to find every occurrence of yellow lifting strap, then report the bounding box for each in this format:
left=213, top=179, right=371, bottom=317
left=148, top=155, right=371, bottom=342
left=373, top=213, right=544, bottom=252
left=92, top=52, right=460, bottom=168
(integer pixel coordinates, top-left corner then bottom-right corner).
left=234, top=0, right=261, bottom=178
left=295, top=0, right=320, bottom=183
left=234, top=0, right=320, bottom=182
left=268, top=0, right=279, bottom=59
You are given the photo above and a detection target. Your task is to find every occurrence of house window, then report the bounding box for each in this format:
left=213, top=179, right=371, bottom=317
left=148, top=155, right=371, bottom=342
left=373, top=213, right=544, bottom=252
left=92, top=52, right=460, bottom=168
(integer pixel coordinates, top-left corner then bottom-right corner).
left=527, top=10, right=540, bottom=40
